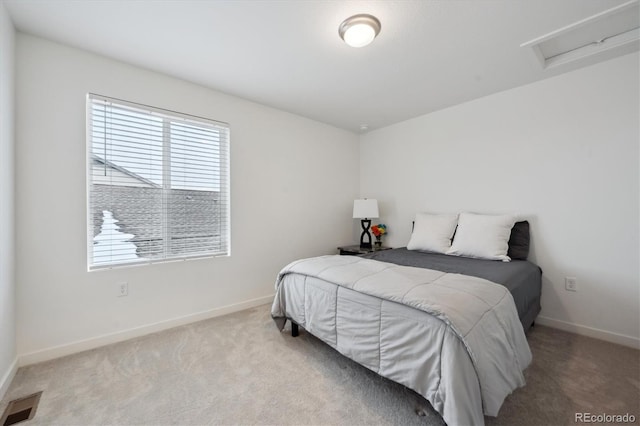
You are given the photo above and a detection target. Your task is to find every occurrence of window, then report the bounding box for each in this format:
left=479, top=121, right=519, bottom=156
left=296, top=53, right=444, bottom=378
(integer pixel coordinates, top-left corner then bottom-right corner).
left=87, top=94, right=230, bottom=270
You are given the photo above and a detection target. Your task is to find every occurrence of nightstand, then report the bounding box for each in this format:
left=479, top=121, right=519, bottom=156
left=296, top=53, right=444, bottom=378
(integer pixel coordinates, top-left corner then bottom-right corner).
left=338, top=245, right=392, bottom=256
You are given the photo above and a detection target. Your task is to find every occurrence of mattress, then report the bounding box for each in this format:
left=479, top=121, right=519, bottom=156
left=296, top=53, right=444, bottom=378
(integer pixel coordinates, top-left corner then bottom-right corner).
left=361, top=248, right=542, bottom=330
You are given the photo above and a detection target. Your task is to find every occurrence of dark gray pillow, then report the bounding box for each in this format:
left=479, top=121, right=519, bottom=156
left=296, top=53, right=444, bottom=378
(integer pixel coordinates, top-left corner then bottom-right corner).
left=507, top=221, right=530, bottom=260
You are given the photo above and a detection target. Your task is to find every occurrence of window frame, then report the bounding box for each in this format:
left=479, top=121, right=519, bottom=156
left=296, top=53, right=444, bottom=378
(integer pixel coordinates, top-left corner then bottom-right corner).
left=86, top=93, right=231, bottom=271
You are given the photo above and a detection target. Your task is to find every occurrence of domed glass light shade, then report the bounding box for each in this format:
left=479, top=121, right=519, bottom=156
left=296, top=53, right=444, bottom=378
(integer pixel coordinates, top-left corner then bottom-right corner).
left=339, top=14, right=381, bottom=48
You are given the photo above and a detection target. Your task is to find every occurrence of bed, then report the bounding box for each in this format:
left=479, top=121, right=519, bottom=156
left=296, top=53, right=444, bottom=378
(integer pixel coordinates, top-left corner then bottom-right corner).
left=271, top=220, right=542, bottom=425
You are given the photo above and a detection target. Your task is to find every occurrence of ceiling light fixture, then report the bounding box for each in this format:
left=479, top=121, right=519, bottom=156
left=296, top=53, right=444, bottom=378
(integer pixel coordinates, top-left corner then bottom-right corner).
left=339, top=14, right=381, bottom=48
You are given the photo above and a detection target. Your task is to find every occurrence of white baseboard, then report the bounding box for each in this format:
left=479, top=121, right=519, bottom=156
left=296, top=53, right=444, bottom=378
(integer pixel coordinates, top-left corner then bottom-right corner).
left=0, top=357, right=18, bottom=401
left=19, top=294, right=274, bottom=367
left=536, top=316, right=640, bottom=349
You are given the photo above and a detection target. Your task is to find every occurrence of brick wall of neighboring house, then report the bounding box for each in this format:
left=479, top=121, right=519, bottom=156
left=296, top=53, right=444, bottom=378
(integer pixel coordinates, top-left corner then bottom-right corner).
left=91, top=184, right=223, bottom=259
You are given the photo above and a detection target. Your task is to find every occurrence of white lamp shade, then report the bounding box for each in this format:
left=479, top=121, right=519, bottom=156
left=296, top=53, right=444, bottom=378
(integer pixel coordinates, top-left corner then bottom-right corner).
left=353, top=199, right=379, bottom=219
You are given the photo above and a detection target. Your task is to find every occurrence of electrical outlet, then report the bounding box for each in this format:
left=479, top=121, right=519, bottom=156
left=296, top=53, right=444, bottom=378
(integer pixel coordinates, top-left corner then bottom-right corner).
left=117, top=282, right=128, bottom=297
left=565, top=277, right=577, bottom=292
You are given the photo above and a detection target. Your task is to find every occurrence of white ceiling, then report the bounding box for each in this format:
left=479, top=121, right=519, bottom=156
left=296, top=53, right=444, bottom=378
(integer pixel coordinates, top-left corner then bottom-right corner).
left=4, top=0, right=635, bottom=132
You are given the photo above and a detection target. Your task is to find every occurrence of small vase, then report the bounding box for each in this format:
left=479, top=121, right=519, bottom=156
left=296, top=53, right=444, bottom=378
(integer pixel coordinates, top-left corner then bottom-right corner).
left=374, top=238, right=382, bottom=249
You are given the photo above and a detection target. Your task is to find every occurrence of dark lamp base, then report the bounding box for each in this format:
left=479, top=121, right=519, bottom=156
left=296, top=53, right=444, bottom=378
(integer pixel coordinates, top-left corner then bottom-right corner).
left=359, top=219, right=372, bottom=249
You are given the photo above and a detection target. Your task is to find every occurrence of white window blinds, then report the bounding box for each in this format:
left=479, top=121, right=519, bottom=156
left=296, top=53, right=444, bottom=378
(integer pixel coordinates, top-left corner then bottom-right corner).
left=87, top=94, right=230, bottom=270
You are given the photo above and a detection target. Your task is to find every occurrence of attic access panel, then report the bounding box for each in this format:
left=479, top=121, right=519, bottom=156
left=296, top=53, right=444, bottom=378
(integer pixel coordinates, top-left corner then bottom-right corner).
left=521, top=0, right=639, bottom=69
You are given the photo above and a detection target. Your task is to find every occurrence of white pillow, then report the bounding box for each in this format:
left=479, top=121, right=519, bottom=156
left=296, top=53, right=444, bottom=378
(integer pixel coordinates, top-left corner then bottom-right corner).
left=407, top=213, right=459, bottom=254
left=447, top=213, right=516, bottom=261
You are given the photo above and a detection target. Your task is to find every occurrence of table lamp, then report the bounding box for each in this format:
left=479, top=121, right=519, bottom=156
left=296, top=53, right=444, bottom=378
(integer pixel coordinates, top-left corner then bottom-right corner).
left=353, top=199, right=379, bottom=249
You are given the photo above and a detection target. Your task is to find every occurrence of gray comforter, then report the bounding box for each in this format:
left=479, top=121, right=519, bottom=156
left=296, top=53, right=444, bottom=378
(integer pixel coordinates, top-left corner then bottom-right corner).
left=271, top=255, right=532, bottom=425
left=362, top=248, right=542, bottom=331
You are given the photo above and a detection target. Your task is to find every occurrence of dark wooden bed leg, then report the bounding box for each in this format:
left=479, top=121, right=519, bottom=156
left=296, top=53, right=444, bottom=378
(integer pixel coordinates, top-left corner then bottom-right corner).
left=291, top=322, right=299, bottom=337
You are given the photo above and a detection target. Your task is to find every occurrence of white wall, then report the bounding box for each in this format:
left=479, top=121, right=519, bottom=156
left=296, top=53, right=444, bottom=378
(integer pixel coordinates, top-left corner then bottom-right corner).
left=15, top=34, right=359, bottom=362
left=0, top=1, right=17, bottom=396
left=360, top=53, right=639, bottom=347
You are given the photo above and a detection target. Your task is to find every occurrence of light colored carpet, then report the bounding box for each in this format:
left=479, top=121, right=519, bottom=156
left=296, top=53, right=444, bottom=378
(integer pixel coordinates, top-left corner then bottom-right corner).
left=2, top=304, right=638, bottom=425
